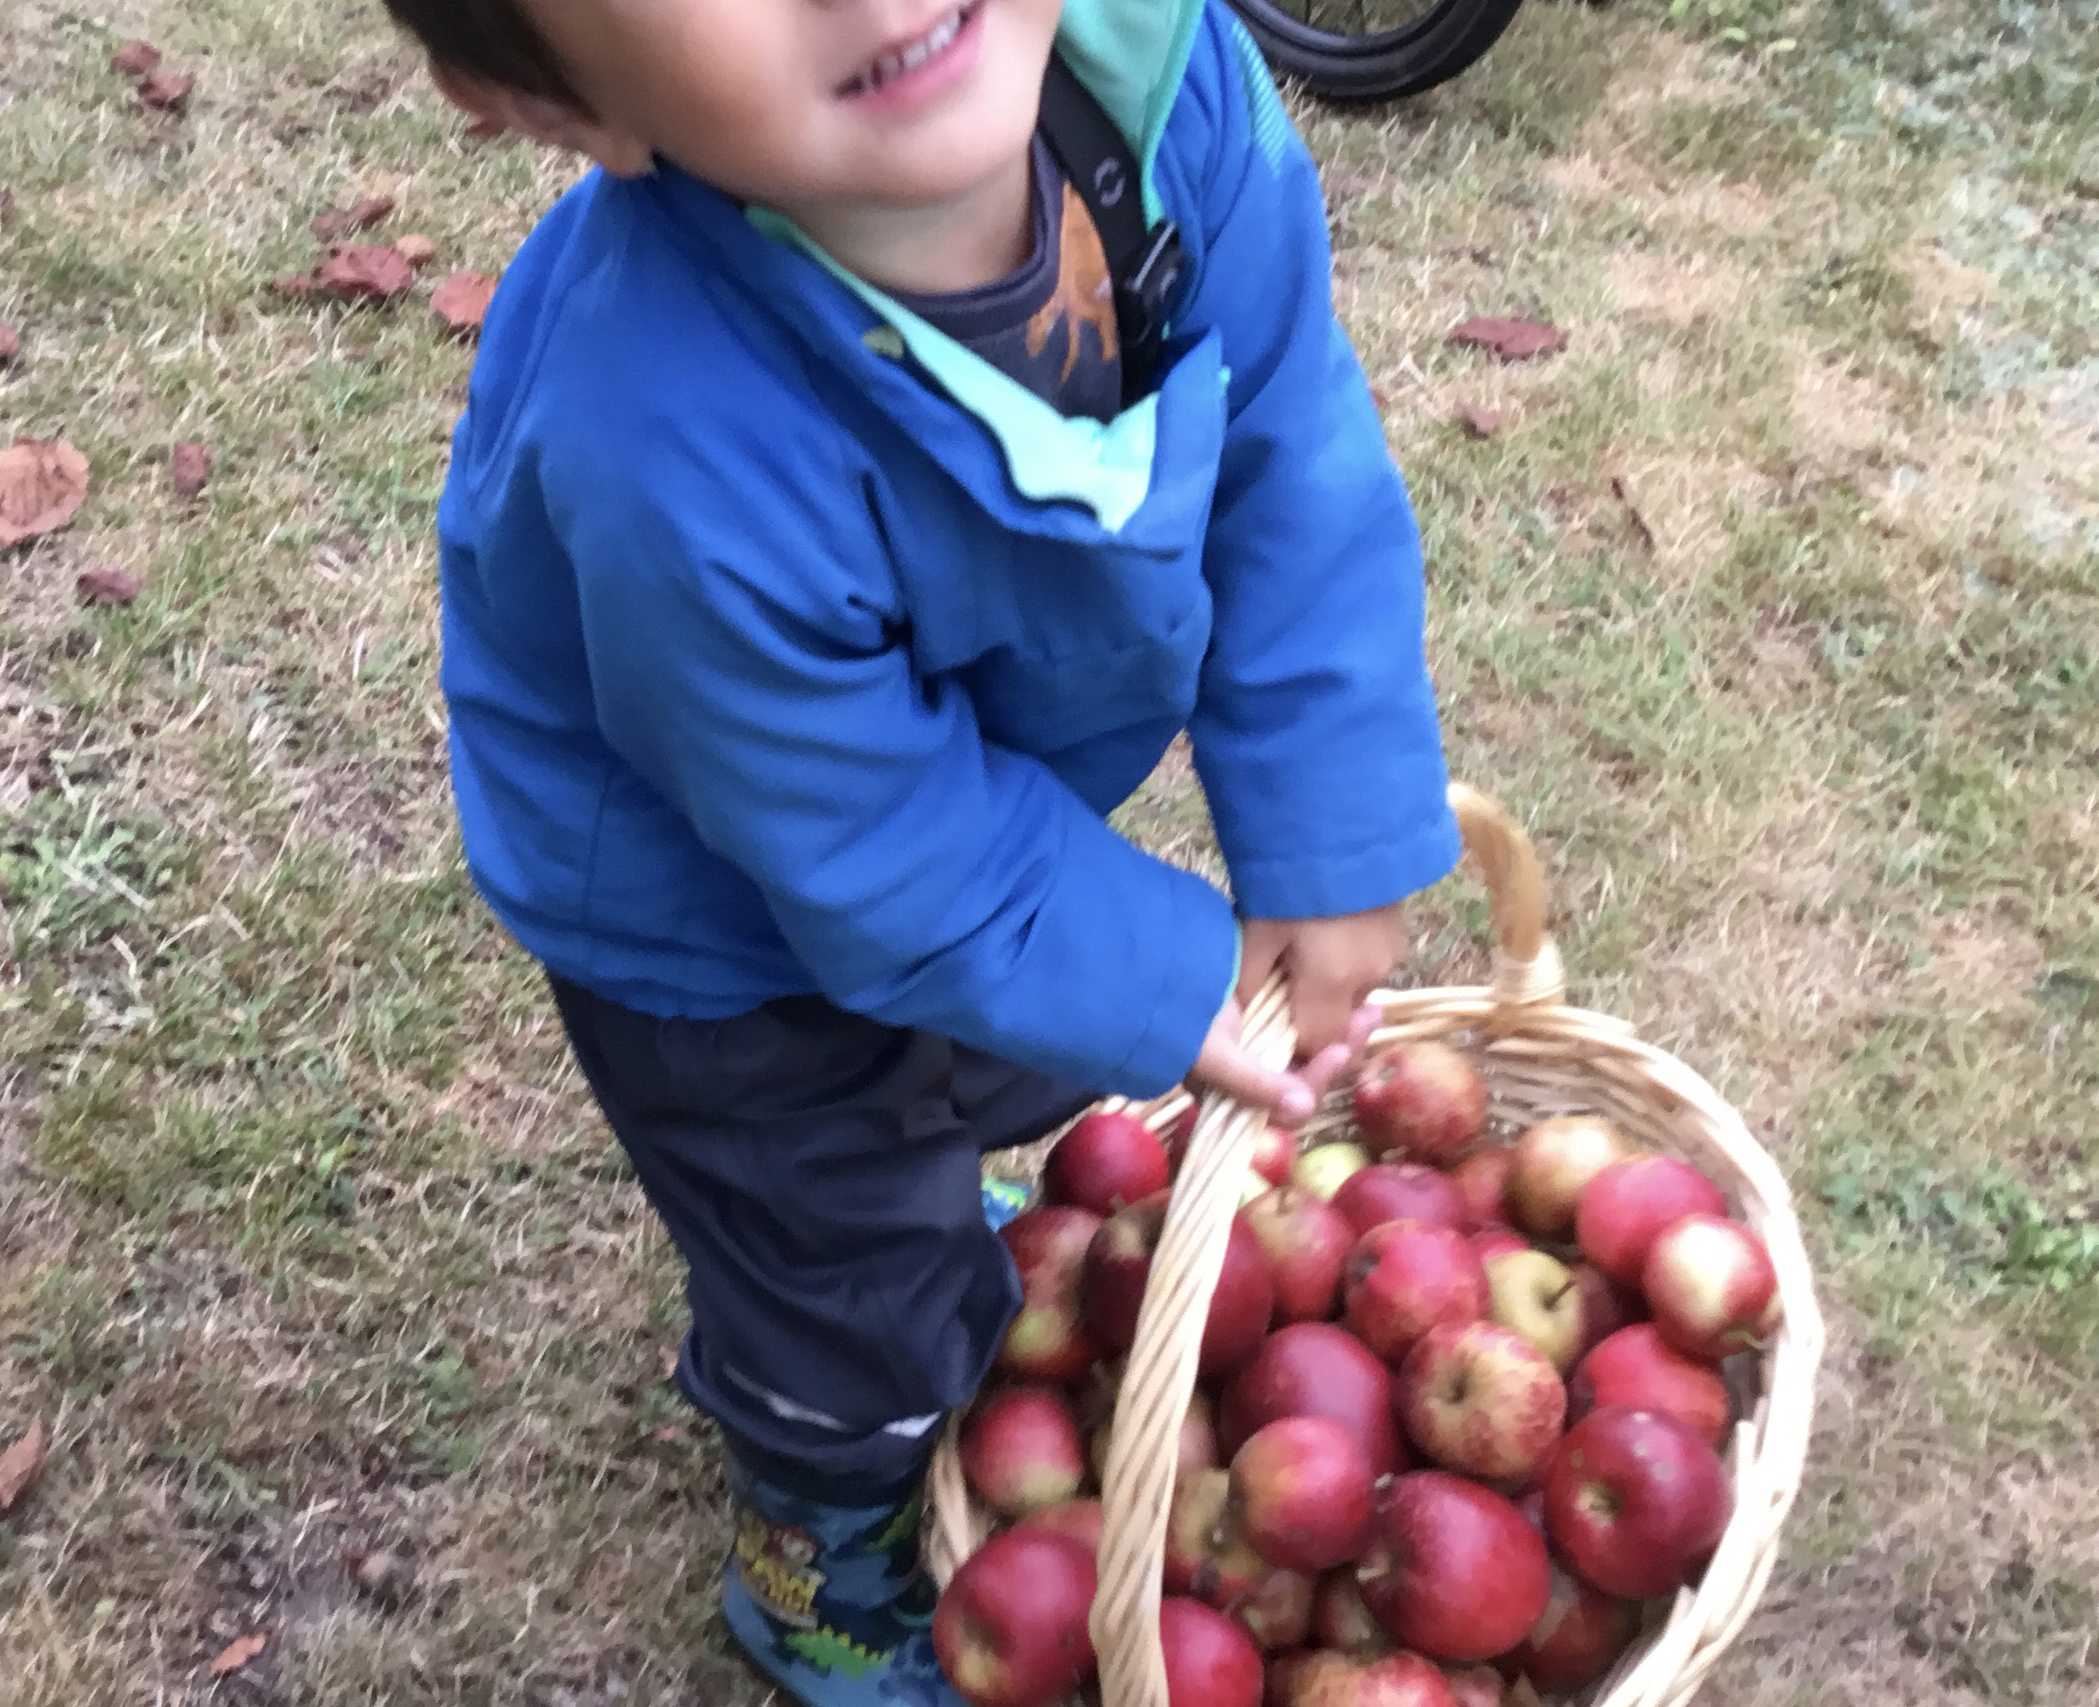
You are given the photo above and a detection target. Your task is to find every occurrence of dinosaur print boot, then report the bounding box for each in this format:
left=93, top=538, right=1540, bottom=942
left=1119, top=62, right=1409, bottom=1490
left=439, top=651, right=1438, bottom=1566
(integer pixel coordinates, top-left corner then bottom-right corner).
left=721, top=1458, right=968, bottom=1707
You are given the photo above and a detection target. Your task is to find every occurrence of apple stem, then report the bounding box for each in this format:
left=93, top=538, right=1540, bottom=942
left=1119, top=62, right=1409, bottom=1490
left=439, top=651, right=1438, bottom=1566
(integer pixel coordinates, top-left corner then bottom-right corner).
left=1547, top=1282, right=1577, bottom=1307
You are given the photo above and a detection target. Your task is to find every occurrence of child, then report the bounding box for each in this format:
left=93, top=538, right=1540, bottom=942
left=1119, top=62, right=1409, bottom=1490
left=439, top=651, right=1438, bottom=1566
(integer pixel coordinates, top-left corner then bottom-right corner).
left=381, top=0, right=1460, bottom=1700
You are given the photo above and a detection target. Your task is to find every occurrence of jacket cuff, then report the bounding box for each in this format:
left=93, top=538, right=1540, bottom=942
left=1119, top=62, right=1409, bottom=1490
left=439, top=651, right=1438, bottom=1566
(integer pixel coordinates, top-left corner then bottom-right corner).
left=1108, top=869, right=1242, bottom=1097
left=1226, top=804, right=1463, bottom=922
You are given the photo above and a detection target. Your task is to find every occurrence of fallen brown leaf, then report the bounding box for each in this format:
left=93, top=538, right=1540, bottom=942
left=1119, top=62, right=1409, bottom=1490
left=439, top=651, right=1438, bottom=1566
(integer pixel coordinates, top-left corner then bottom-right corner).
left=137, top=69, right=194, bottom=112
left=1447, top=315, right=1567, bottom=363
left=394, top=233, right=438, bottom=268
left=1455, top=403, right=1504, bottom=439
left=76, top=564, right=143, bottom=606
left=170, top=441, right=211, bottom=498
left=311, top=195, right=396, bottom=240
left=0, top=1417, right=49, bottom=1511
left=208, top=1633, right=268, bottom=1677
left=462, top=115, right=505, bottom=142
left=0, top=323, right=18, bottom=364
left=0, top=437, right=90, bottom=549
left=111, top=39, right=162, bottom=77
left=1609, top=474, right=1657, bottom=552
left=315, top=244, right=416, bottom=303
left=432, top=271, right=498, bottom=339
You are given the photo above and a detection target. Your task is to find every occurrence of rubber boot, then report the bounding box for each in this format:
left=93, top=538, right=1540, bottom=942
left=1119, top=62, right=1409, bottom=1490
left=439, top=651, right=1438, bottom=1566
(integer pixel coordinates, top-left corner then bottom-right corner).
left=721, top=1457, right=968, bottom=1707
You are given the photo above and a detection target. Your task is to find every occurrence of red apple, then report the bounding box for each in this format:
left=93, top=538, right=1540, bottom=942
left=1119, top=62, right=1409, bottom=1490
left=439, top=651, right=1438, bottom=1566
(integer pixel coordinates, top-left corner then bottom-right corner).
left=1221, top=1323, right=1406, bottom=1476
left=1046, top=1111, right=1172, bottom=1216
left=960, top=1384, right=1086, bottom=1518
left=997, top=1206, right=1105, bottom=1384
left=1293, top=1141, right=1372, bottom=1201
left=1501, top=1564, right=1639, bottom=1692
left=1441, top=1666, right=1504, bottom=1707
left=1506, top=1117, right=1631, bottom=1240
left=1084, top=1193, right=1276, bottom=1377
left=1017, top=1497, right=1104, bottom=1558
left=1568, top=1261, right=1641, bottom=1359
left=1575, top=1156, right=1728, bottom=1287
left=933, top=1527, right=1097, bottom=1707
left=1228, top=1566, right=1317, bottom=1650
left=1396, top=1322, right=1566, bottom=1482
left=1570, top=1324, right=1732, bottom=1447
left=1230, top=1415, right=1377, bottom=1572
left=1643, top=1215, right=1780, bottom=1359
left=1165, top=1468, right=1270, bottom=1604
left=1482, top=1250, right=1585, bottom=1372
left=1291, top=1650, right=1459, bottom=1707
left=1343, top=1222, right=1488, bottom=1362
left=1161, top=1596, right=1266, bottom=1707
left=1469, top=1227, right=1530, bottom=1266
left=1356, top=1472, right=1550, bottom=1662
left=1252, top=1123, right=1300, bottom=1187
left=1447, top=1147, right=1516, bottom=1230
left=1352, top=1042, right=1488, bottom=1165
left=1334, top=1164, right=1466, bottom=1238
left=1243, top=1188, right=1355, bottom=1324
left=1313, top=1571, right=1390, bottom=1652
left=1544, top=1407, right=1733, bottom=1597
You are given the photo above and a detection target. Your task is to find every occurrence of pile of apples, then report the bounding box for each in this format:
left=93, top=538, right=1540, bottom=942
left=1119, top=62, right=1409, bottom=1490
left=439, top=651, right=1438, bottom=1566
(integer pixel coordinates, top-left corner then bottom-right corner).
left=933, top=1042, right=1786, bottom=1707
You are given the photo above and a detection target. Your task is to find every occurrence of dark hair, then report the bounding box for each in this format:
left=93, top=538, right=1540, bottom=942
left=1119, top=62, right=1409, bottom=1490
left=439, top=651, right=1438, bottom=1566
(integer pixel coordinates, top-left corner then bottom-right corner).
left=381, top=0, right=587, bottom=110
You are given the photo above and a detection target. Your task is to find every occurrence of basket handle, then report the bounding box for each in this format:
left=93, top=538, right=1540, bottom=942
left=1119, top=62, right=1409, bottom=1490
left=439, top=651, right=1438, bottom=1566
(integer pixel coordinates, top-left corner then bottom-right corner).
left=1089, top=784, right=1560, bottom=1706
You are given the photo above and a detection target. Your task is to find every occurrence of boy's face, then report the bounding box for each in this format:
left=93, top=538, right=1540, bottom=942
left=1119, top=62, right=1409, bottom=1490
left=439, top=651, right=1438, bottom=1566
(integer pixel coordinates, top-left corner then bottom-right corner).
left=509, top=0, right=1065, bottom=210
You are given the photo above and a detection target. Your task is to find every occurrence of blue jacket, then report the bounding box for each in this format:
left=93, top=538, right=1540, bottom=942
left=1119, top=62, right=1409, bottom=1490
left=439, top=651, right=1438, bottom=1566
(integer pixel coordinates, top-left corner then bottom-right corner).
left=436, top=0, right=1461, bottom=1098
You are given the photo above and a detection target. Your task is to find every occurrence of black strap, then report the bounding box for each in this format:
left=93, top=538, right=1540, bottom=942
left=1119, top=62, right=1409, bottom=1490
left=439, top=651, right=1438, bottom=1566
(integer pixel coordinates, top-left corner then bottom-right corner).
left=1037, top=52, right=1184, bottom=400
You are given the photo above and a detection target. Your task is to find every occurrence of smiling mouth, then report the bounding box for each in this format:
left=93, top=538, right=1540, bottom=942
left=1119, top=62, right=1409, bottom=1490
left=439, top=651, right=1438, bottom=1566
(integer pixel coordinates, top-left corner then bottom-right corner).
left=837, top=2, right=983, bottom=97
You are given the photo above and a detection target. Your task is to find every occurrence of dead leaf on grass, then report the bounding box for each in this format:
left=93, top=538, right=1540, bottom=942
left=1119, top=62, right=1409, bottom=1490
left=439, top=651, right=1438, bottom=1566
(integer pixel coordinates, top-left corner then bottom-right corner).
left=1448, top=315, right=1567, bottom=363
left=0, top=323, right=18, bottom=364
left=0, top=437, right=90, bottom=548
left=208, top=1633, right=268, bottom=1676
left=311, top=195, right=396, bottom=240
left=111, top=39, right=162, bottom=77
left=137, top=69, right=195, bottom=112
left=432, top=271, right=498, bottom=339
left=76, top=564, right=143, bottom=606
left=462, top=115, right=506, bottom=141
left=1609, top=473, right=1657, bottom=552
left=315, top=244, right=416, bottom=303
left=170, top=441, right=211, bottom=498
left=395, top=233, right=438, bottom=268
left=0, top=1417, right=49, bottom=1511
left=1455, top=403, right=1504, bottom=439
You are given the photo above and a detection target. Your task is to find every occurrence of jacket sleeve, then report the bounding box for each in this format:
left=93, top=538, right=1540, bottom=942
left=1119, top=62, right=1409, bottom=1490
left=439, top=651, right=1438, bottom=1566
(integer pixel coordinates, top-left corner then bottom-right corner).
left=1177, top=8, right=1462, bottom=920
left=546, top=424, right=1239, bottom=1097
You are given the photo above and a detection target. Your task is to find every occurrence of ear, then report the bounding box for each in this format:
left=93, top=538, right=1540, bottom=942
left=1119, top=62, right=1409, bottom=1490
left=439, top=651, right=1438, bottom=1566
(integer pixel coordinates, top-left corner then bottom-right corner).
left=426, top=59, right=654, bottom=177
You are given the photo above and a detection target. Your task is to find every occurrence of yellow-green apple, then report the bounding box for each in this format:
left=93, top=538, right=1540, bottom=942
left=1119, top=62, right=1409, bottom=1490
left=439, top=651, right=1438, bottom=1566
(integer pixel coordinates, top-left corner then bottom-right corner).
left=1397, top=1322, right=1567, bottom=1481
left=1642, top=1215, right=1780, bottom=1359
left=1313, top=1570, right=1390, bottom=1652
left=1352, top=1041, right=1488, bottom=1164
left=1165, top=1468, right=1271, bottom=1604
left=959, top=1384, right=1086, bottom=1517
left=933, top=1527, right=1097, bottom=1707
left=1289, top=1650, right=1460, bottom=1707
left=1160, top=1597, right=1266, bottom=1707
left=1574, top=1156, right=1728, bottom=1288
left=1483, top=1250, right=1585, bottom=1372
left=1334, top=1164, right=1466, bottom=1238
left=1343, top=1222, right=1488, bottom=1362
left=1356, top=1471, right=1550, bottom=1662
left=1544, top=1407, right=1733, bottom=1597
left=996, top=1206, right=1104, bottom=1384
left=1221, top=1322, right=1407, bottom=1475
left=1046, top=1111, right=1172, bottom=1217
left=1016, top=1497, right=1104, bottom=1558
left=1230, top=1415, right=1377, bottom=1572
left=1243, top=1187, right=1356, bottom=1324
left=1569, top=1324, right=1731, bottom=1447
left=1447, top=1147, right=1516, bottom=1230
left=1500, top=1563, right=1639, bottom=1693
left=1506, top=1117, right=1631, bottom=1240
left=1083, top=1193, right=1275, bottom=1377
left=1293, top=1141, right=1373, bottom=1201
left=1228, top=1565, right=1317, bottom=1650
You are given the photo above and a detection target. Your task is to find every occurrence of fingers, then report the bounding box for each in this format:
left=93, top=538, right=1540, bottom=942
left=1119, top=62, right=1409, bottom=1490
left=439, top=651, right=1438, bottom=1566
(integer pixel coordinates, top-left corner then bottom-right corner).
left=1192, top=1039, right=1317, bottom=1125
left=1236, top=919, right=1289, bottom=1008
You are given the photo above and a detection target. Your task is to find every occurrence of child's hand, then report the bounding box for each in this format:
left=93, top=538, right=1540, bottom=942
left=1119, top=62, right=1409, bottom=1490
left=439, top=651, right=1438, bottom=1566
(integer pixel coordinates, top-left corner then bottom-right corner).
left=1238, top=907, right=1408, bottom=1058
left=1189, top=996, right=1376, bottom=1126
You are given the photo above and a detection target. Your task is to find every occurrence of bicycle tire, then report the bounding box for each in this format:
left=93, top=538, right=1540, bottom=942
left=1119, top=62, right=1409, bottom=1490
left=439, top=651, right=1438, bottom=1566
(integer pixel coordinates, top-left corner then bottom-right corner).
left=1226, top=0, right=1528, bottom=102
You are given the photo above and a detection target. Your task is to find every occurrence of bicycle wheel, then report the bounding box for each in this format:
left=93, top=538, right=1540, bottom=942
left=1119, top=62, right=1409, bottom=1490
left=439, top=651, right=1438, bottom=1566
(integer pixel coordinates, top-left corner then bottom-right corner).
left=1227, top=0, right=1528, bottom=102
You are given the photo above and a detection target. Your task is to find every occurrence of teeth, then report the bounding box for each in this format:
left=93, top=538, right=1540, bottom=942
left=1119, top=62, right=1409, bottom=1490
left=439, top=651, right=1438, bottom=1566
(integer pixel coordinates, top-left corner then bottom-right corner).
left=854, top=7, right=964, bottom=92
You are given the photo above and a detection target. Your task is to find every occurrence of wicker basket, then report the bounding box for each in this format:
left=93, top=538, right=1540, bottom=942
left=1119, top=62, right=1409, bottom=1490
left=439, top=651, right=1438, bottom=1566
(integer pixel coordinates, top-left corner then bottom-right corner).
left=928, top=784, right=1824, bottom=1707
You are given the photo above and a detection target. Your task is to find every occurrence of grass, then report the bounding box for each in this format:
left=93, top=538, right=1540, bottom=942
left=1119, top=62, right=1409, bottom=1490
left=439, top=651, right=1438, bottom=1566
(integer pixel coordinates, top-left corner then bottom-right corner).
left=4, top=1, right=2096, bottom=1702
